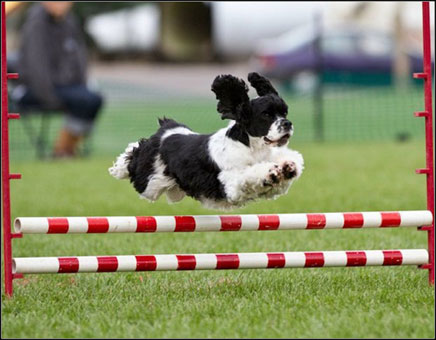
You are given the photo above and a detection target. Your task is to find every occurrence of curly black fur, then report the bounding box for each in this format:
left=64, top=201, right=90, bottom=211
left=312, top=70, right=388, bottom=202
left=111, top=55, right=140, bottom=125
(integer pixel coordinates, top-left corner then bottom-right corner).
left=211, top=73, right=288, bottom=145
left=248, top=72, right=279, bottom=96
left=211, top=74, right=250, bottom=121
left=127, top=118, right=226, bottom=200
left=161, top=133, right=226, bottom=200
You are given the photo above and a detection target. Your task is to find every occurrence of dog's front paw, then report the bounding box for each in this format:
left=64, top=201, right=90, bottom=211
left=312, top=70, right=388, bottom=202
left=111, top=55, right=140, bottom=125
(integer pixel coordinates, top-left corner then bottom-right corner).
left=281, top=161, right=297, bottom=179
left=263, top=164, right=283, bottom=186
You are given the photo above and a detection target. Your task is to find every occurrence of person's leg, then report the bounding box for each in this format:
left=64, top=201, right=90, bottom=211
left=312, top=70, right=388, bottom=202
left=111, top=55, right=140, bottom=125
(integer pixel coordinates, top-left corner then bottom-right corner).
left=16, top=86, right=45, bottom=108
left=55, top=84, right=103, bottom=126
left=53, top=84, right=103, bottom=157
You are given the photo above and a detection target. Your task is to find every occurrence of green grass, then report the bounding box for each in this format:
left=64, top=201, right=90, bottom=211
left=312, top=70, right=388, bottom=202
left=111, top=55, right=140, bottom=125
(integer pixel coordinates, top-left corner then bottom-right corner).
left=2, top=140, right=434, bottom=338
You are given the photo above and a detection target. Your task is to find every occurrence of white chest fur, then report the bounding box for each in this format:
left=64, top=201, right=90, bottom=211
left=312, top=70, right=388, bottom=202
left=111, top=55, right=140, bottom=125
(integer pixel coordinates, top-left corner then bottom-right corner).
left=208, top=124, right=271, bottom=171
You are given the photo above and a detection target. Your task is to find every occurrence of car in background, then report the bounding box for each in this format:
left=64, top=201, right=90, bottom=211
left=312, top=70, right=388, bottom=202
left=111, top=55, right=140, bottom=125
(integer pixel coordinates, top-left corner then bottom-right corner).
left=84, top=2, right=324, bottom=61
left=252, top=23, right=428, bottom=90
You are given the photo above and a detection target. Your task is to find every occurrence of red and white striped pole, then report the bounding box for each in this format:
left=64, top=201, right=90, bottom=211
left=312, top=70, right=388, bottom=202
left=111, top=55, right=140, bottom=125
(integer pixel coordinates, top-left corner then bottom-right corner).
left=414, top=1, right=435, bottom=284
left=14, top=211, right=433, bottom=234
left=13, top=249, right=429, bottom=274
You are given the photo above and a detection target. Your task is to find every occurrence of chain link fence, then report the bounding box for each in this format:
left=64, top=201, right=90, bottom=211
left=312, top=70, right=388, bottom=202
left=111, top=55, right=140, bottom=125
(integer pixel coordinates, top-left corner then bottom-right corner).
left=8, top=65, right=427, bottom=162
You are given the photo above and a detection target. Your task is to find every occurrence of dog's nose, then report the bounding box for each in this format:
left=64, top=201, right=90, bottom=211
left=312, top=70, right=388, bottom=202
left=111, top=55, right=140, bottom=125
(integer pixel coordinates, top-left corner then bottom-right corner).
left=281, top=120, right=292, bottom=131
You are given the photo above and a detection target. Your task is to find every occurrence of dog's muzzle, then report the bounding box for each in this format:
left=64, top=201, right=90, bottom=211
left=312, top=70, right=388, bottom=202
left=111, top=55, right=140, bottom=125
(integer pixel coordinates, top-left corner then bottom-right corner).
left=264, top=133, right=291, bottom=146
left=264, top=119, right=293, bottom=146
left=280, top=120, right=293, bottom=131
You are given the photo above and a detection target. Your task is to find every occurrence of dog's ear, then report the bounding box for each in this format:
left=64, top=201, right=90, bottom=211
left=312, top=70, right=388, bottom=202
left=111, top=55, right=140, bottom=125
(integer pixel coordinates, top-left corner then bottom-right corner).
left=247, top=72, right=278, bottom=96
left=211, top=74, right=250, bottom=120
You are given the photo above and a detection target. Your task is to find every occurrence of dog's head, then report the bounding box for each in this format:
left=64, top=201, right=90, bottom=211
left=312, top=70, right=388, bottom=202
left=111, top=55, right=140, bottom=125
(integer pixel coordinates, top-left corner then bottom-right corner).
left=211, top=72, right=292, bottom=147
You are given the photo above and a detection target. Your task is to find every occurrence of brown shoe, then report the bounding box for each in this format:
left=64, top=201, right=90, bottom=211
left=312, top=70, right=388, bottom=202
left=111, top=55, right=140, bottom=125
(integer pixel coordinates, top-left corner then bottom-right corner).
left=52, top=128, right=82, bottom=158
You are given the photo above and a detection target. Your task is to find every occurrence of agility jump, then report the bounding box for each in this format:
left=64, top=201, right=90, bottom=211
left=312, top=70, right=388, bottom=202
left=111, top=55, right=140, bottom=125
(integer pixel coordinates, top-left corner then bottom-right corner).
left=13, top=250, right=429, bottom=275
left=1, top=2, right=434, bottom=297
left=13, top=211, right=434, bottom=233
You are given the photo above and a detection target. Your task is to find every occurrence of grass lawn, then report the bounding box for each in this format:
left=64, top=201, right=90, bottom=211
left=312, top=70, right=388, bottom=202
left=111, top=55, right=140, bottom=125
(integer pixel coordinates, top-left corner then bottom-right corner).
left=2, top=139, right=434, bottom=338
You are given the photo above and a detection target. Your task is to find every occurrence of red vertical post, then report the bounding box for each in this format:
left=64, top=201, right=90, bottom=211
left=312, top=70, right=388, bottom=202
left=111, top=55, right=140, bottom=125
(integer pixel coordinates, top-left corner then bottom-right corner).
left=1, top=0, right=13, bottom=297
left=414, top=1, right=435, bottom=285
left=1, top=2, right=21, bottom=297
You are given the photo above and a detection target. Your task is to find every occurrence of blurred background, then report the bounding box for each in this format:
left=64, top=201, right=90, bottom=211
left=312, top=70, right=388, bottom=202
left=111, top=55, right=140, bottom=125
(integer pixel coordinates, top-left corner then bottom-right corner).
left=5, top=1, right=435, bottom=160
left=3, top=4, right=436, bottom=338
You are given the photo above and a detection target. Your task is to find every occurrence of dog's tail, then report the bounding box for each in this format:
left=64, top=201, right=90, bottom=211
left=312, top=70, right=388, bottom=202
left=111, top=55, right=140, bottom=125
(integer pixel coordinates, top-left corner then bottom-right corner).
left=108, top=141, right=139, bottom=179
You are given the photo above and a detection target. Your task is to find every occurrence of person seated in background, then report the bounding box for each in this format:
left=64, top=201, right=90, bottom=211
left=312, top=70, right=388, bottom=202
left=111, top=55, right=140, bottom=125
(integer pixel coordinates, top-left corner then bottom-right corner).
left=16, top=1, right=103, bottom=158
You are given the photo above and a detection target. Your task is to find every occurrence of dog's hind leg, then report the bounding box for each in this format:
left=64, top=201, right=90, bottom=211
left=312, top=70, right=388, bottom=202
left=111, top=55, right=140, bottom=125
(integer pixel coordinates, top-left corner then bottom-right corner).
left=139, top=154, right=178, bottom=201
left=140, top=174, right=175, bottom=201
left=166, top=185, right=186, bottom=203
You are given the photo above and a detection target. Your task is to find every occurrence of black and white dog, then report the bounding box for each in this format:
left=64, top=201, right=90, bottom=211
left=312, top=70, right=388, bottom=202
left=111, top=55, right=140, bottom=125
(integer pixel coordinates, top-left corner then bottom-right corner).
left=109, top=72, right=304, bottom=210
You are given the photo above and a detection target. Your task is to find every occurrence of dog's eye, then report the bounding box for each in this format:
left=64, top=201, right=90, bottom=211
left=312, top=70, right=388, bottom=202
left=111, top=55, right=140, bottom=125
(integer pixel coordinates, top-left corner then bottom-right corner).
left=264, top=111, right=274, bottom=117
